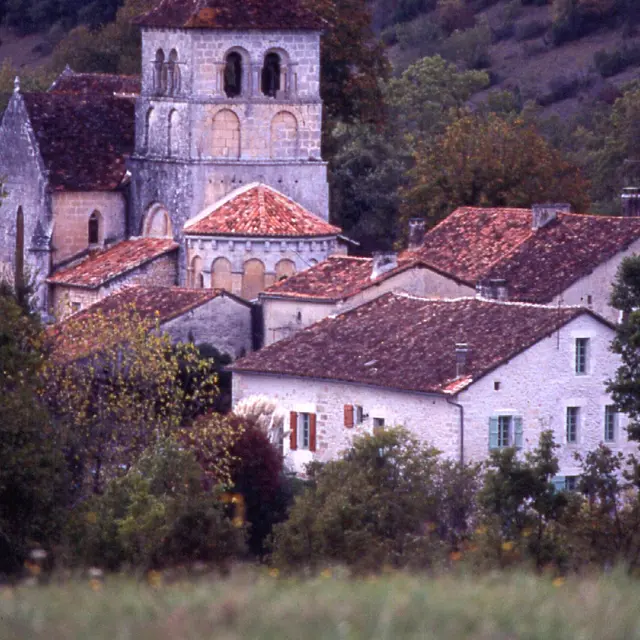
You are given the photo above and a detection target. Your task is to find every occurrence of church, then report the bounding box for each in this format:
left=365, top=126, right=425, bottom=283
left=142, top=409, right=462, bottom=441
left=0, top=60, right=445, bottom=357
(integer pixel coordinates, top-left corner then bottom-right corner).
left=0, top=0, right=346, bottom=319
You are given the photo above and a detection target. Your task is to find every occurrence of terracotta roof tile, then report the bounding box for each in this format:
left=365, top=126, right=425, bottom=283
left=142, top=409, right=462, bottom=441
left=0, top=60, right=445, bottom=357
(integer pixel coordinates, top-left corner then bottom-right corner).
left=23, top=92, right=135, bottom=191
left=185, top=184, right=341, bottom=238
left=262, top=255, right=425, bottom=301
left=136, top=0, right=324, bottom=30
left=233, top=293, right=596, bottom=395
left=411, top=207, right=640, bottom=302
left=49, top=286, right=228, bottom=361
left=47, top=239, right=178, bottom=289
left=49, top=71, right=141, bottom=96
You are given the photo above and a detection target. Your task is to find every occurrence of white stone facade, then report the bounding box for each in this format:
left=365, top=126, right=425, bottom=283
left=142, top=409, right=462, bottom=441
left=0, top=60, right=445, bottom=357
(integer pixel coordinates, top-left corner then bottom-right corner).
left=233, top=312, right=635, bottom=476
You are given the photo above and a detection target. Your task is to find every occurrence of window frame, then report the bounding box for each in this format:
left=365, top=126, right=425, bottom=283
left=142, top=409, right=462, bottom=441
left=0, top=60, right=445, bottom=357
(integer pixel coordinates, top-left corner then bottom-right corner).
left=604, top=405, right=617, bottom=443
left=566, top=406, right=579, bottom=444
left=489, top=414, right=523, bottom=450
left=299, top=412, right=311, bottom=450
left=575, top=337, right=589, bottom=375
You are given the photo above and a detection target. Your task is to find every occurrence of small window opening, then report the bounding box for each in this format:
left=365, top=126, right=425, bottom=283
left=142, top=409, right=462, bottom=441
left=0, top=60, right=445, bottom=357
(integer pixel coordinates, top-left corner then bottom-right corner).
left=88, top=211, right=100, bottom=245
left=296, top=311, right=302, bottom=323
left=494, top=381, right=501, bottom=391
left=355, top=405, right=364, bottom=424
left=373, top=417, right=385, bottom=435
left=261, top=53, right=281, bottom=97
left=154, top=49, right=166, bottom=94
left=587, top=294, right=593, bottom=305
left=167, top=49, right=180, bottom=95
left=224, top=52, right=243, bottom=98
left=575, top=338, right=589, bottom=374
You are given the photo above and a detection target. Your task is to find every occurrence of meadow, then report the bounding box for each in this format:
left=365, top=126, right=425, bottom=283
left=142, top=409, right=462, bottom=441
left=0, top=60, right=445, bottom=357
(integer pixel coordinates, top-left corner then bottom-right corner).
left=1, top=569, right=640, bottom=639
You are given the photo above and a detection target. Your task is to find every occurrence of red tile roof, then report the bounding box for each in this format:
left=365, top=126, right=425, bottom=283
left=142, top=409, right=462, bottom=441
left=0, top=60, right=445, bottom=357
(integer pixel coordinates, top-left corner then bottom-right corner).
left=411, top=207, right=640, bottom=302
left=49, top=286, right=232, bottom=361
left=23, top=92, right=135, bottom=191
left=49, top=70, right=141, bottom=96
left=262, top=255, right=428, bottom=302
left=48, top=239, right=178, bottom=289
left=233, top=293, right=603, bottom=395
left=185, top=184, right=341, bottom=238
left=136, top=0, right=324, bottom=30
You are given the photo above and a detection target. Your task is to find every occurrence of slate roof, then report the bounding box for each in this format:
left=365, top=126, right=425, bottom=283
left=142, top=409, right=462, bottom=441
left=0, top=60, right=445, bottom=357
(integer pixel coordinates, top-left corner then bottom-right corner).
left=22, top=92, right=135, bottom=191
left=136, top=0, right=324, bottom=30
left=185, top=183, right=341, bottom=238
left=232, top=293, right=600, bottom=395
left=49, top=286, right=233, bottom=361
left=49, top=71, right=141, bottom=96
left=411, top=207, right=640, bottom=303
left=47, top=239, right=178, bottom=289
left=261, top=255, right=428, bottom=302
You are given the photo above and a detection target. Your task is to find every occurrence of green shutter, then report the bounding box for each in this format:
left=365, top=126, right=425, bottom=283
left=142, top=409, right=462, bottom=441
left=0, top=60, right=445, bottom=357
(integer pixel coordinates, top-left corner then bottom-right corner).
left=551, top=476, right=565, bottom=492
left=489, top=417, right=499, bottom=450
left=514, top=417, right=523, bottom=449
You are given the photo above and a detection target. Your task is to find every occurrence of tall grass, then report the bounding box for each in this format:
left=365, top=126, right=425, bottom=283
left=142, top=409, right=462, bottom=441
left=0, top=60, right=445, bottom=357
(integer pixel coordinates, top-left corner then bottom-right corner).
left=1, top=569, right=640, bottom=639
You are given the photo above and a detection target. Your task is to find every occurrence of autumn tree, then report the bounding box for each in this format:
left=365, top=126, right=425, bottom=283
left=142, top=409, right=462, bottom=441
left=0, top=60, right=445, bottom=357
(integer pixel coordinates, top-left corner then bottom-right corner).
left=402, top=111, right=590, bottom=227
left=42, top=305, right=219, bottom=495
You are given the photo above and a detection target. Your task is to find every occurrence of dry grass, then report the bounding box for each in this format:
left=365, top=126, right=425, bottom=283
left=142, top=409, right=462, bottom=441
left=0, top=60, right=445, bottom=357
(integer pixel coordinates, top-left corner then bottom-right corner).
left=1, top=568, right=640, bottom=639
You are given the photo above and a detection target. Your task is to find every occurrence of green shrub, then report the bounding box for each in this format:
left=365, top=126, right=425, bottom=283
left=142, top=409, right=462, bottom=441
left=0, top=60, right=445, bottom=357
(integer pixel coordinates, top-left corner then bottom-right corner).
left=514, top=19, right=550, bottom=41
left=594, top=45, right=640, bottom=78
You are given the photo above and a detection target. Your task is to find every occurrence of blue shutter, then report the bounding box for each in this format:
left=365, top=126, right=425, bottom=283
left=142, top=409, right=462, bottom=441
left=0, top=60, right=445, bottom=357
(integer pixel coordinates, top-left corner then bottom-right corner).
left=514, top=417, right=523, bottom=449
left=489, top=417, right=499, bottom=450
left=551, top=476, right=566, bottom=492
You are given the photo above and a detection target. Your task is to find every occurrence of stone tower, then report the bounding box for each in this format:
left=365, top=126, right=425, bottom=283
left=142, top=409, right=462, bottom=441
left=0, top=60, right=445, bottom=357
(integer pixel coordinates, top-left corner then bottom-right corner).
left=127, top=0, right=329, bottom=283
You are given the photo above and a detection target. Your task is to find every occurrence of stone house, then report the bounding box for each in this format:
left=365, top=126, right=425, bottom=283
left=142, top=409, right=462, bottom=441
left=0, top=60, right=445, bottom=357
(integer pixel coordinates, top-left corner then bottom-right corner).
left=0, top=0, right=343, bottom=316
left=409, top=204, right=640, bottom=323
left=232, top=292, right=631, bottom=482
left=50, top=284, right=254, bottom=361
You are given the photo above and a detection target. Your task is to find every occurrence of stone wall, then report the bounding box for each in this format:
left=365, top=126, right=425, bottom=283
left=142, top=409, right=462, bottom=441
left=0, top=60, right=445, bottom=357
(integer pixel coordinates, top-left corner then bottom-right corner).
left=0, top=92, right=52, bottom=311
left=51, top=251, right=178, bottom=318
left=233, top=312, right=630, bottom=476
left=162, top=293, right=253, bottom=359
left=51, top=192, right=127, bottom=265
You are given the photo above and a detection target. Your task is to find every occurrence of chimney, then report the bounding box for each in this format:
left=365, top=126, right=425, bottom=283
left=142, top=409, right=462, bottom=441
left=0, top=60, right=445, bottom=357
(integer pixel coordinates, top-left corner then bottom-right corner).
left=476, top=278, right=508, bottom=301
left=371, top=251, right=398, bottom=280
left=407, top=218, right=426, bottom=250
left=531, top=203, right=571, bottom=230
left=455, top=343, right=470, bottom=379
left=621, top=187, right=640, bottom=217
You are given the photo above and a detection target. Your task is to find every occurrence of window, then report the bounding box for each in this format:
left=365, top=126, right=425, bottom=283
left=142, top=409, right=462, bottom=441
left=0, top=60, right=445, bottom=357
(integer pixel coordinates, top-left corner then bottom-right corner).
left=575, top=338, right=589, bottom=374
left=604, top=405, right=617, bottom=442
left=494, top=381, right=501, bottom=391
left=88, top=210, right=100, bottom=245
left=552, top=475, right=579, bottom=492
left=489, top=415, right=523, bottom=450
left=566, top=406, right=579, bottom=443
left=167, top=49, right=180, bottom=95
left=153, top=49, right=166, bottom=95
left=289, top=411, right=316, bottom=452
left=224, top=51, right=243, bottom=98
left=355, top=405, right=364, bottom=425
left=261, top=52, right=281, bottom=97
left=299, top=413, right=311, bottom=449
left=71, top=301, right=81, bottom=313
left=373, top=417, right=385, bottom=435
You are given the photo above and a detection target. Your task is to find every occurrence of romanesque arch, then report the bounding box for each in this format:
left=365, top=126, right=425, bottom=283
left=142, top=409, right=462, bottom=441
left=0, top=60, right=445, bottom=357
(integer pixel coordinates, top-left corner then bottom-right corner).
left=143, top=203, right=173, bottom=238
left=211, top=257, right=232, bottom=291
left=168, top=109, right=180, bottom=157
left=154, top=49, right=167, bottom=95
left=270, top=111, right=299, bottom=159
left=167, top=49, right=181, bottom=95
left=212, top=109, right=241, bottom=159
left=88, top=210, right=102, bottom=245
left=241, top=258, right=265, bottom=300
left=144, top=107, right=155, bottom=152
left=223, top=47, right=249, bottom=98
left=190, top=255, right=204, bottom=288
left=275, top=258, right=296, bottom=280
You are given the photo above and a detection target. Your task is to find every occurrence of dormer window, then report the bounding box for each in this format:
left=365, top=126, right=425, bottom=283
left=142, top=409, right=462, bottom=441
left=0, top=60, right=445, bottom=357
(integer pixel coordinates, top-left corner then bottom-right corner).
left=224, top=51, right=243, bottom=98
left=88, top=210, right=101, bottom=245
left=261, top=52, right=281, bottom=97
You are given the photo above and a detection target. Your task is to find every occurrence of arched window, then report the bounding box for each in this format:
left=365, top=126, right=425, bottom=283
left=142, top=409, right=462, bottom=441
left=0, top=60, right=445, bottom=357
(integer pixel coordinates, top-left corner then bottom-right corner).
left=212, top=257, right=232, bottom=290
left=168, top=109, right=180, bottom=157
left=241, top=259, right=265, bottom=300
left=261, top=52, right=281, bottom=97
left=143, top=203, right=173, bottom=238
left=211, top=109, right=241, bottom=159
left=15, top=206, right=24, bottom=290
left=190, top=255, right=203, bottom=289
left=270, top=111, right=299, bottom=159
left=167, top=49, right=180, bottom=95
left=154, top=49, right=166, bottom=95
left=88, top=210, right=101, bottom=245
left=275, top=259, right=296, bottom=281
left=224, top=51, right=243, bottom=98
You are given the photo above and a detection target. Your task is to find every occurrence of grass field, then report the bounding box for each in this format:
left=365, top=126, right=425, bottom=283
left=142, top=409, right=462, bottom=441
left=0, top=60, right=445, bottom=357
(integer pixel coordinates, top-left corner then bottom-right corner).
left=1, top=569, right=639, bottom=639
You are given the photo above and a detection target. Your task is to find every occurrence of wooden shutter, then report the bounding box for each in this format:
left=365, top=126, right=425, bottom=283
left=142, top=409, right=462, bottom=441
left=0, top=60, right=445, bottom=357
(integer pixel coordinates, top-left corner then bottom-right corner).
left=489, top=417, right=499, bottom=450
left=289, top=411, right=298, bottom=451
left=513, top=417, right=523, bottom=449
left=344, top=404, right=354, bottom=428
left=309, top=413, right=317, bottom=452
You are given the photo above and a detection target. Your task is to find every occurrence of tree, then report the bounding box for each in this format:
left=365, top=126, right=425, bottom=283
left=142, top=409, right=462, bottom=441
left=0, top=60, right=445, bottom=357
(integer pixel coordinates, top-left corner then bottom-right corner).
left=402, top=111, right=590, bottom=227
left=42, top=305, right=219, bottom=495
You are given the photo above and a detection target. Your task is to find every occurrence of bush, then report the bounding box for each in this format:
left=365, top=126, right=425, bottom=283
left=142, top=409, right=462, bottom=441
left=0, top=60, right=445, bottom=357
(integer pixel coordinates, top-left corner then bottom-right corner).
left=492, top=22, right=515, bottom=43
left=594, top=45, right=640, bottom=78
left=538, top=73, right=590, bottom=105
left=441, top=22, right=492, bottom=69
left=514, top=19, right=550, bottom=41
